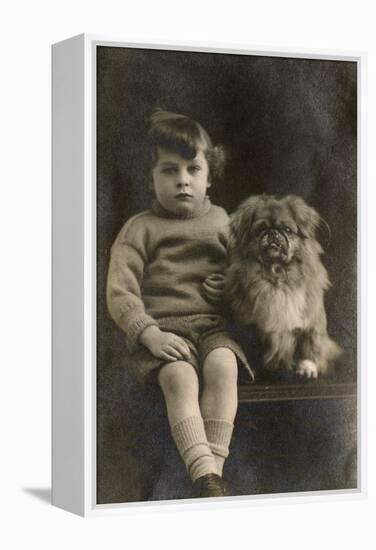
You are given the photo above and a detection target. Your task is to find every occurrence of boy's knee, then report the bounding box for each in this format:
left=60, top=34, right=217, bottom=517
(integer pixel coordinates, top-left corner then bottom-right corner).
left=158, top=361, right=198, bottom=396
left=203, top=348, right=238, bottom=388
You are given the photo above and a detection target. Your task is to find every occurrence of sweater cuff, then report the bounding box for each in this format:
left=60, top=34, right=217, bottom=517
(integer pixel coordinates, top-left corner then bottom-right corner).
left=124, top=313, right=159, bottom=353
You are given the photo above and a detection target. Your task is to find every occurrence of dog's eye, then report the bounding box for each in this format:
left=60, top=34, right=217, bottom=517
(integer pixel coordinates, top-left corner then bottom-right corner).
left=283, top=226, right=292, bottom=234
left=254, top=226, right=264, bottom=236
left=253, top=223, right=268, bottom=236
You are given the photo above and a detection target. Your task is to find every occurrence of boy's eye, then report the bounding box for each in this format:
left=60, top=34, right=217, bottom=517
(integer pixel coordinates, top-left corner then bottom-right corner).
left=161, top=167, right=177, bottom=174
left=189, top=165, right=201, bottom=173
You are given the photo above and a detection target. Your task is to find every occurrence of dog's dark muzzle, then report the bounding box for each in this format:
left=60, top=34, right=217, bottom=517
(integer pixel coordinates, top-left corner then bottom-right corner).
left=259, top=229, right=289, bottom=262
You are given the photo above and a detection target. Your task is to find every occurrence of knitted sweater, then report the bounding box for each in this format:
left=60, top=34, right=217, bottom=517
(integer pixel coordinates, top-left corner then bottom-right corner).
left=106, top=198, right=230, bottom=352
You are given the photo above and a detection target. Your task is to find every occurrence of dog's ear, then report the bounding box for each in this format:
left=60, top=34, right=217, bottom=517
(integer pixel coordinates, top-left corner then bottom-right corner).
left=229, top=195, right=266, bottom=250
left=283, top=195, right=321, bottom=239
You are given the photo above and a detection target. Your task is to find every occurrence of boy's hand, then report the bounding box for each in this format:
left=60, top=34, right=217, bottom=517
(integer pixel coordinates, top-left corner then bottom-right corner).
left=203, top=273, right=226, bottom=304
left=139, top=325, right=191, bottom=362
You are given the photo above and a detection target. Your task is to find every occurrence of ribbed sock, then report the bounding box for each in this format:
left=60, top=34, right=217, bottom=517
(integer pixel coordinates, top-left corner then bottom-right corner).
left=204, top=419, right=234, bottom=476
left=171, top=416, right=217, bottom=482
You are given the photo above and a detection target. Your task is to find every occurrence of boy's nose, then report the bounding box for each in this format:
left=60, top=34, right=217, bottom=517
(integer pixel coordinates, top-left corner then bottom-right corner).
left=177, top=181, right=189, bottom=188
left=177, top=170, right=190, bottom=187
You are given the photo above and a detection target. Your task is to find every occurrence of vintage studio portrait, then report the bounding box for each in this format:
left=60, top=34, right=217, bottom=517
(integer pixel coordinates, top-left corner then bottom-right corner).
left=96, top=46, right=357, bottom=504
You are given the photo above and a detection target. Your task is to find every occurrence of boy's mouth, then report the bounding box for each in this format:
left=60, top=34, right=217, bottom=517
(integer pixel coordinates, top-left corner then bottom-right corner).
left=176, top=193, right=193, bottom=199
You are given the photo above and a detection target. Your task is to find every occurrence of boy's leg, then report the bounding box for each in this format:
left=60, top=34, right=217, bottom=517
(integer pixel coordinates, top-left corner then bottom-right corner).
left=158, top=361, right=217, bottom=483
left=200, top=348, right=238, bottom=476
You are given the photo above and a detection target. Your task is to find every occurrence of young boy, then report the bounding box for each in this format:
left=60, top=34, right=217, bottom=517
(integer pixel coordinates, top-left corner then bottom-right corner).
left=106, top=109, right=253, bottom=498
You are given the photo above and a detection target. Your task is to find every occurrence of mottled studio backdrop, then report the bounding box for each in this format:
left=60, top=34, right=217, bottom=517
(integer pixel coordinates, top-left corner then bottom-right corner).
left=96, top=47, right=357, bottom=504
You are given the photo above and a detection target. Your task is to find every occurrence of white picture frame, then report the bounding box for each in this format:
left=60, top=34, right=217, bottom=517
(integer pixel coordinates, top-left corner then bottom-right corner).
left=52, top=34, right=366, bottom=517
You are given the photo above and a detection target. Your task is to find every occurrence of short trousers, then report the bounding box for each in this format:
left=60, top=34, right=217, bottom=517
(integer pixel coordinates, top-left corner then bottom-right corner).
left=125, top=314, right=255, bottom=385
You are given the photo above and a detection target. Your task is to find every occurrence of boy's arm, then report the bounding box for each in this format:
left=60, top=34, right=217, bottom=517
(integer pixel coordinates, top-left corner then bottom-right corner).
left=202, top=210, right=229, bottom=304
left=107, top=237, right=191, bottom=361
left=106, top=232, right=158, bottom=353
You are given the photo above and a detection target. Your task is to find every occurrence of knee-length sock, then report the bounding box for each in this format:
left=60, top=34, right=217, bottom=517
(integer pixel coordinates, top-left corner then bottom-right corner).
left=204, top=419, right=234, bottom=476
left=171, top=416, right=217, bottom=482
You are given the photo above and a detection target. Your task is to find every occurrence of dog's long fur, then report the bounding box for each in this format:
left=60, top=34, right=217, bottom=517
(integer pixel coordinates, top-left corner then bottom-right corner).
left=226, top=194, right=341, bottom=378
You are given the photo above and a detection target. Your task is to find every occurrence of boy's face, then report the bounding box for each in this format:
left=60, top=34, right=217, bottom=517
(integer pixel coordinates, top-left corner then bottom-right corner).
left=151, top=148, right=211, bottom=217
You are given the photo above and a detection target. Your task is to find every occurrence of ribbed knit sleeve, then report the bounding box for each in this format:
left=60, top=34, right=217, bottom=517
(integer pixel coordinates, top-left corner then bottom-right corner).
left=106, top=215, right=158, bottom=353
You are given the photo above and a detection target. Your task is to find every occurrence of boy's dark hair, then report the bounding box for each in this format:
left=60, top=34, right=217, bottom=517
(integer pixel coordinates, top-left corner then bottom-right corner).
left=147, top=108, right=226, bottom=184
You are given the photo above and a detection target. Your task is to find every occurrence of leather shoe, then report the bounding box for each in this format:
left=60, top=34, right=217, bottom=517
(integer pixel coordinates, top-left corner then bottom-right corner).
left=194, top=473, right=225, bottom=498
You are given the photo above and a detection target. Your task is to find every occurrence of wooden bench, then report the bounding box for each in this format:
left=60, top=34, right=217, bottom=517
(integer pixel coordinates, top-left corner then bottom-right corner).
left=238, top=381, right=357, bottom=403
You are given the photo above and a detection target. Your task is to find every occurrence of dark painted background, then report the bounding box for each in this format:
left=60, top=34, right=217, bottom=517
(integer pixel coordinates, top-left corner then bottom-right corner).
left=96, top=47, right=357, bottom=503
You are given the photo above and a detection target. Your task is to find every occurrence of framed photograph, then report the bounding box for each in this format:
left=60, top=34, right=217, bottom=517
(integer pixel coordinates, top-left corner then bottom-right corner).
left=52, top=35, right=364, bottom=516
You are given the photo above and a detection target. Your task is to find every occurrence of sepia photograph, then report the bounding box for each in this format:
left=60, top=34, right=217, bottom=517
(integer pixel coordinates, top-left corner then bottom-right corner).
left=96, top=45, right=358, bottom=504
left=5, top=0, right=376, bottom=545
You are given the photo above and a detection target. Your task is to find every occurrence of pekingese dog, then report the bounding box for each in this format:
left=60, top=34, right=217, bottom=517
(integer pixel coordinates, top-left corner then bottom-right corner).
left=225, top=194, right=342, bottom=379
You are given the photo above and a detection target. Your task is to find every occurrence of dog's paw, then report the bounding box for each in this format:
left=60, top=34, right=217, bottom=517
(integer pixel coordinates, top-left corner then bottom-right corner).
left=296, top=359, right=318, bottom=379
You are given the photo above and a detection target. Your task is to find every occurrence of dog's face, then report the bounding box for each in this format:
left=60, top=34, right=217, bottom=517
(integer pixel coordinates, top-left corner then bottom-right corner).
left=230, top=194, right=321, bottom=270
left=249, top=200, right=300, bottom=266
